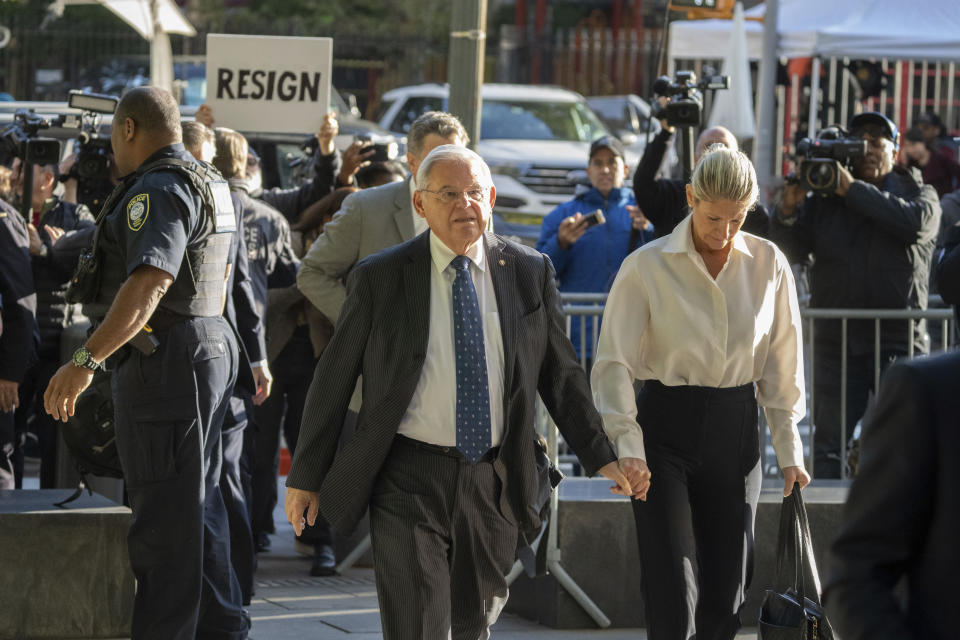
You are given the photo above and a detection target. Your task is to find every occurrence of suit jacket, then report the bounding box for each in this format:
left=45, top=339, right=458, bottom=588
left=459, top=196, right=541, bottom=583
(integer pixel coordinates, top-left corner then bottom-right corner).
left=296, top=177, right=416, bottom=325
left=287, top=231, right=617, bottom=536
left=823, top=350, right=960, bottom=640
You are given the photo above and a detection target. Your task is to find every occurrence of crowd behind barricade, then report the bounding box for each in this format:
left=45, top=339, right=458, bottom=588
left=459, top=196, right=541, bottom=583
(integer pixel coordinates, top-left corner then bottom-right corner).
left=0, top=85, right=957, bottom=640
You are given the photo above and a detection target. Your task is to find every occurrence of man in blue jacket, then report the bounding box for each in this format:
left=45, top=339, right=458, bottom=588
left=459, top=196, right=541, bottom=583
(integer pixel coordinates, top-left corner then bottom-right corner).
left=536, top=136, right=653, bottom=361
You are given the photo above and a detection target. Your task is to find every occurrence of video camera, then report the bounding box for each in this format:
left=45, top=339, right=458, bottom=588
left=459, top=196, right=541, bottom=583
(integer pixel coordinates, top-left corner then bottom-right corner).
left=791, top=127, right=866, bottom=194
left=0, top=111, right=62, bottom=166
left=59, top=91, right=118, bottom=184
left=651, top=69, right=730, bottom=128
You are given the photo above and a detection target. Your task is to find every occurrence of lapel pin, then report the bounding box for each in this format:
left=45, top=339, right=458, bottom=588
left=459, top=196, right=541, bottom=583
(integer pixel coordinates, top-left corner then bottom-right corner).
left=499, top=259, right=505, bottom=266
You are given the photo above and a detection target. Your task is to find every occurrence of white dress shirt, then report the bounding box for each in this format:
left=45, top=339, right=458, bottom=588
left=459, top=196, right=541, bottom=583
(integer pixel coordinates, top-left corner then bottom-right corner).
left=591, top=214, right=806, bottom=470
left=397, top=232, right=505, bottom=447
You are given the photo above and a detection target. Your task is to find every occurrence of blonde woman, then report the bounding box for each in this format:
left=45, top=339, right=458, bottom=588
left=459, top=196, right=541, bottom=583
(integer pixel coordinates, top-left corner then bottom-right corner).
left=592, top=144, right=810, bottom=640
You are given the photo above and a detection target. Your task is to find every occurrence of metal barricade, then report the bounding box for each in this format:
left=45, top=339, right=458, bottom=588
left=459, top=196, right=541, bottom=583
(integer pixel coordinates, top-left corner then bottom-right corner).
left=554, top=293, right=956, bottom=480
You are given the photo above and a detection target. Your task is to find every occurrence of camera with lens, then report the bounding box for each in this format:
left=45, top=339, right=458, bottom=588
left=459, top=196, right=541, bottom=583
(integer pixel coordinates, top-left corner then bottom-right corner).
left=651, top=69, right=730, bottom=128
left=794, top=126, right=867, bottom=194
left=353, top=132, right=398, bottom=163
left=0, top=110, right=62, bottom=166
left=61, top=91, right=117, bottom=182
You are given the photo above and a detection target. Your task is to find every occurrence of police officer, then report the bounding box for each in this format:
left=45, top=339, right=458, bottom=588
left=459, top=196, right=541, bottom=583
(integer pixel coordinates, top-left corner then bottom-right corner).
left=0, top=197, right=37, bottom=489
left=44, top=87, right=248, bottom=640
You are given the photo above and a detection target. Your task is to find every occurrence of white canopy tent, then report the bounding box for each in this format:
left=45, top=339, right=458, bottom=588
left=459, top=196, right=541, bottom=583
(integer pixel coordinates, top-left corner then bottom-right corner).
left=47, top=0, right=196, bottom=93
left=669, top=0, right=960, bottom=64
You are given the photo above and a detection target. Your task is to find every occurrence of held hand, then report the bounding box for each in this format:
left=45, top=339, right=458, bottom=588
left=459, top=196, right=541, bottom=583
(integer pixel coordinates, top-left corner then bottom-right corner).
left=782, top=465, right=811, bottom=496
left=316, top=112, right=339, bottom=155
left=26, top=223, right=44, bottom=256
left=834, top=165, right=854, bottom=198
left=656, top=97, right=675, bottom=134
left=195, top=104, right=215, bottom=128
left=339, top=140, right=375, bottom=184
left=43, top=363, right=94, bottom=422
left=618, top=457, right=652, bottom=501
left=58, top=152, right=77, bottom=178
left=251, top=364, right=274, bottom=406
left=0, top=379, right=19, bottom=414
left=557, top=213, right=589, bottom=249
left=44, top=224, right=65, bottom=245
left=626, top=205, right=651, bottom=231
left=598, top=460, right=633, bottom=497
left=285, top=487, right=320, bottom=536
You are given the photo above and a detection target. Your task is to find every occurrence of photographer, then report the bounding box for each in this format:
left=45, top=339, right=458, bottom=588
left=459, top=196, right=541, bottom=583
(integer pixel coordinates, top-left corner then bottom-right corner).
left=11, top=158, right=94, bottom=487
left=771, top=112, right=941, bottom=478
left=634, top=98, right=770, bottom=240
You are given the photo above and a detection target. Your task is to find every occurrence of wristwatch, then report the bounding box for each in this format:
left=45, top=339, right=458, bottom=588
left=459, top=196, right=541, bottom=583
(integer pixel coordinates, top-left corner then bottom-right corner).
left=72, top=346, right=103, bottom=371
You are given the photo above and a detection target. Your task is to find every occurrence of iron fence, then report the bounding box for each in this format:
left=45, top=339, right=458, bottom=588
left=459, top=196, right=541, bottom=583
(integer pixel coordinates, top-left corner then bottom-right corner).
left=550, top=292, right=956, bottom=480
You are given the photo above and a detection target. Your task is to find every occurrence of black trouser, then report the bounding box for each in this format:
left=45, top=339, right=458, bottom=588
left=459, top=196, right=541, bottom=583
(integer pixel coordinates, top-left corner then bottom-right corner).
left=112, top=317, right=247, bottom=640
left=250, top=337, right=332, bottom=546
left=812, top=347, right=902, bottom=479
left=369, top=436, right=518, bottom=640
left=221, top=392, right=256, bottom=605
left=632, top=381, right=762, bottom=640
left=0, top=410, right=14, bottom=490
left=14, top=357, right=61, bottom=488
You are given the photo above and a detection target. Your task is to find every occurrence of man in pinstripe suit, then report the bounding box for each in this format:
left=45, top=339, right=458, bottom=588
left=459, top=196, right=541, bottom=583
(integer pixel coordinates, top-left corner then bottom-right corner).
left=285, top=145, right=634, bottom=639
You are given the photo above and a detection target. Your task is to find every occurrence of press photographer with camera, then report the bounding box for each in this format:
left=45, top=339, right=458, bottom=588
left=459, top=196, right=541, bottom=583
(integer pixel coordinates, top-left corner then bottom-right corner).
left=10, top=156, right=94, bottom=488
left=634, top=72, right=770, bottom=240
left=771, top=112, right=941, bottom=478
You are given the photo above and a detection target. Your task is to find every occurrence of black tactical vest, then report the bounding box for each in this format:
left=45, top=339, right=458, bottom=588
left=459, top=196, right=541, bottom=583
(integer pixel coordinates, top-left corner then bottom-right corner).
left=85, top=157, right=235, bottom=320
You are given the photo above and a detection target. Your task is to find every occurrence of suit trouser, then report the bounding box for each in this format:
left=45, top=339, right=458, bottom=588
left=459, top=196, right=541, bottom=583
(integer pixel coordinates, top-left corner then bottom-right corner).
left=221, top=393, right=256, bottom=605
left=812, top=347, right=901, bottom=478
left=631, top=381, right=762, bottom=640
left=369, top=436, right=519, bottom=640
left=112, top=317, right=247, bottom=640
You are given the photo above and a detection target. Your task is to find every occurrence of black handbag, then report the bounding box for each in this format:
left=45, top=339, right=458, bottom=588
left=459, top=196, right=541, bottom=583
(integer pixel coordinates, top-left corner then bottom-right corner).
left=758, top=483, right=835, bottom=640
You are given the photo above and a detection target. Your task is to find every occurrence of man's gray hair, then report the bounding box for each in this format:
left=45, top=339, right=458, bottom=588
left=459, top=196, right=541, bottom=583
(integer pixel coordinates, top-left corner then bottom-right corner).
left=407, top=111, right=469, bottom=158
left=416, top=145, right=492, bottom=189
left=690, top=143, right=758, bottom=208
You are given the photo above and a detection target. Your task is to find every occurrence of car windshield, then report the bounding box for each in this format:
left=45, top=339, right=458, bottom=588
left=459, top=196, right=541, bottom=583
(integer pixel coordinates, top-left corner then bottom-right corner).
left=480, top=99, right=608, bottom=142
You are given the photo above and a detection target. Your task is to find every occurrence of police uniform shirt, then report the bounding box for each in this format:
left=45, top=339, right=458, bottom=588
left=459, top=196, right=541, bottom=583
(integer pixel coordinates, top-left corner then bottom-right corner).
left=97, top=145, right=207, bottom=298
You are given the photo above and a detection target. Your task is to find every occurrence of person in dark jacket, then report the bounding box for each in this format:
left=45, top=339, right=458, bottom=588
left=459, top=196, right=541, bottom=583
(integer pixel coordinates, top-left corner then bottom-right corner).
left=633, top=113, right=770, bottom=239
left=10, top=159, right=94, bottom=487
left=900, top=126, right=960, bottom=198
left=0, top=197, right=37, bottom=489
left=771, top=111, right=942, bottom=478
left=536, top=136, right=654, bottom=360
left=824, top=349, right=960, bottom=640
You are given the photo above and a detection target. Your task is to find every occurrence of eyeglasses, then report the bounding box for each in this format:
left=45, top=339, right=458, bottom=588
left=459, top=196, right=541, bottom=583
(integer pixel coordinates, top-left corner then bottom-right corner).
left=419, top=187, right=489, bottom=205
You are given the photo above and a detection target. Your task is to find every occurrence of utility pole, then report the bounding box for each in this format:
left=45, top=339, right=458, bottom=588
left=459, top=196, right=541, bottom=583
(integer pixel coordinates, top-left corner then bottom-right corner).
left=754, top=0, right=779, bottom=204
left=448, top=0, right=487, bottom=149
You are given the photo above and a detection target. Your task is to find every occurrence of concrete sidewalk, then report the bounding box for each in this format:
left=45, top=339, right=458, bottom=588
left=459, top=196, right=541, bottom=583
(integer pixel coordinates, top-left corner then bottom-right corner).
left=248, top=479, right=757, bottom=639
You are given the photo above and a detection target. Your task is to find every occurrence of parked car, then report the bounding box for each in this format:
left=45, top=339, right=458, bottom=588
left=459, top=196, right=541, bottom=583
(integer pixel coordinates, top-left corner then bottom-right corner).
left=586, top=94, right=660, bottom=153
left=376, top=83, right=634, bottom=243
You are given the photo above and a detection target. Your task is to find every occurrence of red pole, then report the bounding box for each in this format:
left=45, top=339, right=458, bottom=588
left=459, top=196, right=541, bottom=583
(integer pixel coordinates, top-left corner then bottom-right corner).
left=531, top=0, right=547, bottom=84
left=515, top=0, right=527, bottom=30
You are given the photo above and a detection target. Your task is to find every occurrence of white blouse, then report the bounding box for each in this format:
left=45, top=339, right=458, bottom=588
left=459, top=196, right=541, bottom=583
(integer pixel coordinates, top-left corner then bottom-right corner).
left=590, top=214, right=806, bottom=470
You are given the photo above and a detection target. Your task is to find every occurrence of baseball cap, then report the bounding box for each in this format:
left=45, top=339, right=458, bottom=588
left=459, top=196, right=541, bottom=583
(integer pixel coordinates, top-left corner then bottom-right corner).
left=916, top=111, right=944, bottom=129
left=849, top=111, right=900, bottom=149
left=589, top=135, right=625, bottom=160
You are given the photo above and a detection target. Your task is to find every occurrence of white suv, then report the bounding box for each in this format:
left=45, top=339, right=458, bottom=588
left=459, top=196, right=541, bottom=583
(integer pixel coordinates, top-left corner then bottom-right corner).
left=376, top=83, right=631, bottom=243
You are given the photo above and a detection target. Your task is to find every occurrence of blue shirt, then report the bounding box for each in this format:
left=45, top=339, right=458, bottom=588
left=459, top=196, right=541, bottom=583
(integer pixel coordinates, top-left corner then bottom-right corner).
left=536, top=185, right=654, bottom=358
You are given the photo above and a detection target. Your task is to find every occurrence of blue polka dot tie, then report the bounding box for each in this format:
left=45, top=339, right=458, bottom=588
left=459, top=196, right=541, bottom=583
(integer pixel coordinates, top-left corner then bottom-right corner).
left=451, top=255, right=492, bottom=464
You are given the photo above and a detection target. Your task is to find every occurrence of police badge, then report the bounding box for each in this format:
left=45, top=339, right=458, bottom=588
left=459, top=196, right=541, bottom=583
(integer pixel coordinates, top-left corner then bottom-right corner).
left=127, top=193, right=150, bottom=231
